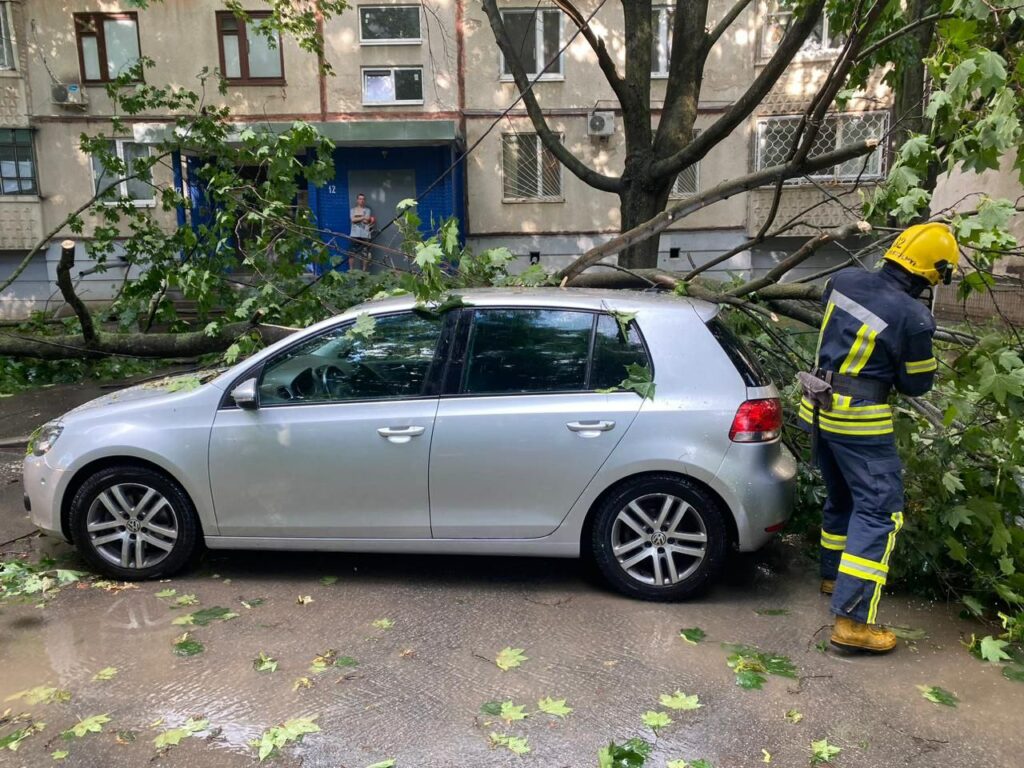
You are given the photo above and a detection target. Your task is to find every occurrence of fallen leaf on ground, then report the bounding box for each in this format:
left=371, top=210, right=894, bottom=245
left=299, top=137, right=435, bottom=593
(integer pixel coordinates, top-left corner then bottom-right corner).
left=319, top=576, right=338, bottom=586
left=293, top=677, right=313, bottom=691
left=253, top=652, right=278, bottom=673
left=372, top=618, right=394, bottom=630
left=917, top=685, right=958, bottom=707
left=241, top=597, right=265, bottom=609
left=400, top=648, right=416, bottom=658
left=153, top=718, right=208, bottom=750
left=5, top=686, right=70, bottom=705
left=296, top=595, right=314, bottom=605
left=63, top=714, right=111, bottom=738
left=172, top=632, right=204, bottom=657
left=762, top=748, right=771, bottom=762
left=537, top=697, right=572, bottom=718
left=154, top=588, right=176, bottom=599
left=172, top=606, right=237, bottom=626
left=91, top=581, right=137, bottom=593
left=641, top=710, right=672, bottom=732
left=489, top=732, right=530, bottom=755
left=172, top=594, right=199, bottom=607
left=659, top=691, right=701, bottom=710
left=91, top=667, right=117, bottom=682
left=890, top=626, right=928, bottom=641
left=979, top=635, right=1011, bottom=664
left=785, top=709, right=803, bottom=724
left=51, top=750, right=69, bottom=760
left=495, top=647, right=528, bottom=671
left=499, top=701, right=528, bottom=723
left=679, top=627, right=706, bottom=645
left=251, top=717, right=319, bottom=762
left=810, top=739, right=841, bottom=765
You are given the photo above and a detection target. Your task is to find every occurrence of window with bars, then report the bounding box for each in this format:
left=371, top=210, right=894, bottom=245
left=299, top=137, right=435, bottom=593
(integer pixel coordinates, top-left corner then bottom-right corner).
left=74, top=12, right=141, bottom=83
left=0, top=129, right=36, bottom=195
left=670, top=129, right=700, bottom=197
left=499, top=9, right=562, bottom=79
left=762, top=5, right=843, bottom=59
left=91, top=139, right=154, bottom=205
left=502, top=133, right=562, bottom=201
left=1, top=2, right=15, bottom=70
left=756, top=113, right=888, bottom=182
left=651, top=6, right=674, bottom=76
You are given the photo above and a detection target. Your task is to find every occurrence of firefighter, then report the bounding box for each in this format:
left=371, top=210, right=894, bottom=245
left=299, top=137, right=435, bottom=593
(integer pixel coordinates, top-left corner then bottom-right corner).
left=798, top=223, right=959, bottom=653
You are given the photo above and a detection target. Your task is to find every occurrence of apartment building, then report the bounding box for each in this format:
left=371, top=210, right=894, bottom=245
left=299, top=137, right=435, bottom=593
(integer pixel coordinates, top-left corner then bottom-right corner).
left=0, top=0, right=893, bottom=318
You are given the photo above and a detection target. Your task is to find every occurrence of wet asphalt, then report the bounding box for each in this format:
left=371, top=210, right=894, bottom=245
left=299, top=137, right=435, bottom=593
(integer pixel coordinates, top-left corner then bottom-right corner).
left=2, top=382, right=1023, bottom=767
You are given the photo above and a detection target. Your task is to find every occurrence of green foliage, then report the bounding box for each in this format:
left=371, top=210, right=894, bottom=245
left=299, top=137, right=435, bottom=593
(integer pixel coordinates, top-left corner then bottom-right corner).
left=598, top=738, right=651, bottom=768
left=640, top=710, right=672, bottom=732
left=253, top=652, right=278, bottom=673
left=810, top=738, right=842, bottom=764
left=252, top=717, right=320, bottom=762
left=659, top=691, right=701, bottom=711
left=0, top=559, right=84, bottom=605
left=0, top=353, right=160, bottom=395
left=63, top=714, right=111, bottom=739
left=153, top=718, right=208, bottom=750
left=489, top=732, right=530, bottom=756
left=724, top=644, right=797, bottom=690
left=172, top=632, right=204, bottom=657
left=0, top=722, right=45, bottom=751
left=916, top=685, right=959, bottom=707
left=679, top=627, right=706, bottom=644
left=495, top=646, right=528, bottom=671
left=172, top=606, right=239, bottom=626
left=537, top=697, right=573, bottom=718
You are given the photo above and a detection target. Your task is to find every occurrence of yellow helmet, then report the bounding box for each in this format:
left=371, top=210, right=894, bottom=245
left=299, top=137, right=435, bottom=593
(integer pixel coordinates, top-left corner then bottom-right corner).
left=882, top=223, right=960, bottom=285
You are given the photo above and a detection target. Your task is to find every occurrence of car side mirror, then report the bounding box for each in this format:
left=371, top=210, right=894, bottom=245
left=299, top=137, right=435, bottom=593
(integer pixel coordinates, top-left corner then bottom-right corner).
left=230, top=378, right=258, bottom=410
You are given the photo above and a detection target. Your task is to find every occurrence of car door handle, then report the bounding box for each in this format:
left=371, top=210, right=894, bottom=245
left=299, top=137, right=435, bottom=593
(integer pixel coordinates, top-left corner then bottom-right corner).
left=566, top=420, right=616, bottom=437
left=377, top=426, right=426, bottom=444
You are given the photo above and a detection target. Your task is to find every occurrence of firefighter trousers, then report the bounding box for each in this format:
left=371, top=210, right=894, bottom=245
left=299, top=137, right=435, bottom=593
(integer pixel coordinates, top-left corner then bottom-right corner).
left=816, top=436, right=905, bottom=624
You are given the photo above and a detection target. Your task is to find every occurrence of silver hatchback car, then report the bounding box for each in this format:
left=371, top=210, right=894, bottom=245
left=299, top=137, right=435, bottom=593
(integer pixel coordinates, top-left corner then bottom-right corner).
left=24, top=288, right=795, bottom=600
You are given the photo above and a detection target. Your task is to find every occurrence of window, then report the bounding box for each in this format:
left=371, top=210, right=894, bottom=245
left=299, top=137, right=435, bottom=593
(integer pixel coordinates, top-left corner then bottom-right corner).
left=670, top=130, right=701, bottom=198
left=762, top=4, right=843, bottom=59
left=1, top=2, right=15, bottom=71
left=756, top=112, right=888, bottom=182
left=499, top=9, right=562, bottom=79
left=74, top=13, right=141, bottom=83
left=259, top=313, right=443, bottom=405
left=590, top=315, right=651, bottom=390
left=0, top=129, right=36, bottom=195
left=91, top=140, right=154, bottom=205
left=502, top=133, right=562, bottom=201
left=359, top=5, right=421, bottom=44
left=651, top=6, right=674, bottom=76
left=362, top=66, right=423, bottom=104
left=216, top=12, right=283, bottom=83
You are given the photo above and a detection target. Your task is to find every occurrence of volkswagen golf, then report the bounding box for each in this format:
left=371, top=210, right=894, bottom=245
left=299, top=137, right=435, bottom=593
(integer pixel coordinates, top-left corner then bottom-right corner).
left=23, top=288, right=795, bottom=600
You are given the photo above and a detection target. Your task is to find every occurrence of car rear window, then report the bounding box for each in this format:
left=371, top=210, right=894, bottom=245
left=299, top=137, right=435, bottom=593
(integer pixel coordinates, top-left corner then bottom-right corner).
left=706, top=316, right=770, bottom=387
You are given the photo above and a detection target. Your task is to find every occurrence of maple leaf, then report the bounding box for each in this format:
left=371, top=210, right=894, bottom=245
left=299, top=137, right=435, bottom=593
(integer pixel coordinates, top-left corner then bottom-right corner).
left=979, top=635, right=1011, bottom=663
left=92, top=667, right=117, bottom=682
left=293, top=677, right=313, bottom=691
left=499, top=701, right=528, bottom=723
left=154, top=588, right=176, bottom=599
left=253, top=652, right=278, bottom=673
left=810, top=739, right=841, bottom=765
left=641, top=710, right=672, bottom=732
left=537, top=696, right=573, bottom=718
left=659, top=690, right=701, bottom=710
left=64, top=714, right=111, bottom=739
left=917, top=685, right=959, bottom=707
left=489, top=732, right=530, bottom=756
left=679, top=627, right=706, bottom=645
left=784, top=709, right=803, bottom=724
left=495, top=647, right=528, bottom=671
left=372, top=618, right=394, bottom=630
left=5, top=686, right=70, bottom=705
left=51, top=750, right=69, bottom=760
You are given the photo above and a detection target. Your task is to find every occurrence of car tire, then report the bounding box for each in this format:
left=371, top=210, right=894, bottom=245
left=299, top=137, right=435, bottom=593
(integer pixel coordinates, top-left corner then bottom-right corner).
left=590, top=474, right=728, bottom=601
left=69, top=465, right=200, bottom=581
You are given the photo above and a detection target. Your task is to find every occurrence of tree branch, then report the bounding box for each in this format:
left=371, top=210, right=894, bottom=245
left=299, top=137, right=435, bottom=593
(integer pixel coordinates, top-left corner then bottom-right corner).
left=856, top=11, right=956, bottom=61
left=54, top=240, right=97, bottom=345
left=557, top=139, right=878, bottom=282
left=480, top=0, right=621, bottom=193
left=705, top=0, right=755, bottom=53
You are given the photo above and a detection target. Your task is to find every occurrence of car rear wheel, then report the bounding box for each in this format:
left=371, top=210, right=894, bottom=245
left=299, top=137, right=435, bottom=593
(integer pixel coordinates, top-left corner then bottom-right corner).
left=590, top=474, right=728, bottom=601
left=70, top=466, right=199, bottom=581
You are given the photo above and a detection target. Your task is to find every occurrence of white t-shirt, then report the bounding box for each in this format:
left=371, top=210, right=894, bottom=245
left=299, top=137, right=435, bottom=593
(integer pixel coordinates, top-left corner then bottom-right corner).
left=350, top=206, right=372, bottom=239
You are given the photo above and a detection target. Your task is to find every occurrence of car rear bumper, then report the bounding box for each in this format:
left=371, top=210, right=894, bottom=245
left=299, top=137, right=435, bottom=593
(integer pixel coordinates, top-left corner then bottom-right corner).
left=23, top=454, right=66, bottom=538
left=716, top=441, right=797, bottom=551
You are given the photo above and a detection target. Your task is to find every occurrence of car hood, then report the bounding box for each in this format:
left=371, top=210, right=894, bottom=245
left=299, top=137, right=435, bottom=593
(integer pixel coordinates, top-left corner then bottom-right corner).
left=61, top=371, right=221, bottom=419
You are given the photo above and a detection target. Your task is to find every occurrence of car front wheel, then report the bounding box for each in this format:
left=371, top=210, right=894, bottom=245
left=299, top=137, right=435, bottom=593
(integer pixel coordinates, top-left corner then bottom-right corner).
left=70, top=465, right=199, bottom=580
left=590, top=474, right=728, bottom=601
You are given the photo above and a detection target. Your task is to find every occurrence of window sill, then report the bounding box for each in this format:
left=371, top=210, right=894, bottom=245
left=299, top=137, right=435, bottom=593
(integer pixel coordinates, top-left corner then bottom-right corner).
left=359, top=39, right=423, bottom=46
left=651, top=72, right=669, bottom=80
left=362, top=100, right=424, bottom=107
left=82, top=80, right=143, bottom=86
left=499, top=74, right=564, bottom=83
left=224, top=78, right=287, bottom=87
left=501, top=197, right=565, bottom=204
left=0, top=68, right=21, bottom=78
left=0, top=194, right=41, bottom=203
left=100, top=199, right=157, bottom=208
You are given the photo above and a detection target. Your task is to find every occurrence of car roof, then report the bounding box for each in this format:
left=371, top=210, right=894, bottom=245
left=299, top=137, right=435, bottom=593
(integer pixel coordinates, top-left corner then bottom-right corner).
left=353, top=287, right=719, bottom=322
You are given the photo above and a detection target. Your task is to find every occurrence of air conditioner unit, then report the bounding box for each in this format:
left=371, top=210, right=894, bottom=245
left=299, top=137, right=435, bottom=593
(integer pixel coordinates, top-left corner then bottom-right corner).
left=588, top=110, right=615, bottom=137
left=51, top=83, right=87, bottom=108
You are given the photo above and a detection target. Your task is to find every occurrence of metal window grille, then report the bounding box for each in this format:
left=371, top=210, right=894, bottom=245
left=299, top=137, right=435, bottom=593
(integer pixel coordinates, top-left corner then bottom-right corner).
left=756, top=112, right=888, bottom=182
left=0, top=3, right=14, bottom=70
left=670, top=129, right=701, bottom=197
left=502, top=133, right=562, bottom=200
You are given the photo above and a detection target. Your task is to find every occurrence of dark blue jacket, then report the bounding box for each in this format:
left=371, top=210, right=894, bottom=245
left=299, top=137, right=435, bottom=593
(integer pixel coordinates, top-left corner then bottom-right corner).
left=798, top=265, right=937, bottom=443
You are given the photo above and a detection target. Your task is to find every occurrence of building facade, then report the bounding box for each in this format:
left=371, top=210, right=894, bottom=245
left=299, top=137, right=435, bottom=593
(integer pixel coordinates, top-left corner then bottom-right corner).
left=1, top=0, right=897, bottom=318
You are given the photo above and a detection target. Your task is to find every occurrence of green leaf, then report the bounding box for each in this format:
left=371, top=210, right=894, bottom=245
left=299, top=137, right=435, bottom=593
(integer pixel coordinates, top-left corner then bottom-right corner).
left=755, top=608, right=789, bottom=616
left=154, top=718, right=208, bottom=750
left=366, top=762, right=396, bottom=768
left=598, top=739, right=652, bottom=768
left=495, top=646, right=528, bottom=671
left=371, top=618, right=394, bottom=630
left=92, top=666, right=118, bottom=681
left=489, top=732, right=530, bottom=756
left=172, top=633, right=204, bottom=657
left=735, top=669, right=766, bottom=689
left=253, top=652, right=278, bottom=673
left=659, top=690, right=701, bottom=710
left=51, top=750, right=69, bottom=761
left=641, top=710, right=672, bottom=732
left=537, top=696, right=573, bottom=718
left=1002, top=665, right=1024, bottom=682
left=979, top=635, right=1011, bottom=663
left=941, top=470, right=965, bottom=494
left=5, top=685, right=71, bottom=705
left=154, top=588, right=177, bottom=598
left=480, top=701, right=503, bottom=716
left=252, top=717, right=320, bottom=762
left=890, top=626, right=928, bottom=641
left=172, top=606, right=238, bottom=626
left=64, top=714, right=111, bottom=739
left=940, top=505, right=973, bottom=531
left=975, top=49, right=1008, bottom=93
left=679, top=627, right=706, bottom=644
left=173, top=593, right=199, bottom=607
left=917, top=685, right=958, bottom=706
left=962, top=596, right=985, bottom=617
left=319, top=575, right=338, bottom=586
left=499, top=701, right=528, bottom=723
left=810, top=738, right=842, bottom=764
left=785, top=708, right=803, bottom=724
left=346, top=313, right=377, bottom=342
left=334, top=656, right=358, bottom=668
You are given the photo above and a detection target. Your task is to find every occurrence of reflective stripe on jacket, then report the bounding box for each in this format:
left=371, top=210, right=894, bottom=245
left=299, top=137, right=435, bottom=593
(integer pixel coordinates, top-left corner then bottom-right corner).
left=798, top=266, right=937, bottom=443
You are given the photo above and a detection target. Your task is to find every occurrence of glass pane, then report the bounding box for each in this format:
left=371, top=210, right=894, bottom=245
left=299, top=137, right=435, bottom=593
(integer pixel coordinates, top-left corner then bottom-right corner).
left=394, top=68, right=422, bottom=101
left=502, top=12, right=536, bottom=75
left=591, top=315, right=649, bottom=390
left=540, top=142, right=561, bottom=198
left=81, top=35, right=102, bottom=80
left=462, top=309, right=592, bottom=395
left=2, top=179, right=18, bottom=194
left=502, top=134, right=539, bottom=198
left=103, top=19, right=140, bottom=79
left=123, top=142, right=152, bottom=200
left=220, top=15, right=239, bottom=32
left=246, top=22, right=281, bottom=78
left=259, top=313, right=442, bottom=404
left=222, top=34, right=242, bottom=79
left=1, top=6, right=14, bottom=70
left=92, top=140, right=118, bottom=196
left=0, top=144, right=15, bottom=179
left=802, top=15, right=826, bottom=52
left=360, top=6, right=421, bottom=41
left=363, top=70, right=395, bottom=102
left=838, top=115, right=885, bottom=178
left=762, top=11, right=791, bottom=57
left=19, top=177, right=35, bottom=194
left=541, top=10, right=561, bottom=74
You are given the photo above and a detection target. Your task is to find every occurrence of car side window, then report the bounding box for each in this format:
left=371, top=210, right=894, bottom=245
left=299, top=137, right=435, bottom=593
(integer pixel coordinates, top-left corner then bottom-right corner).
left=590, top=314, right=651, bottom=390
left=259, top=313, right=442, bottom=405
left=461, top=309, right=593, bottom=395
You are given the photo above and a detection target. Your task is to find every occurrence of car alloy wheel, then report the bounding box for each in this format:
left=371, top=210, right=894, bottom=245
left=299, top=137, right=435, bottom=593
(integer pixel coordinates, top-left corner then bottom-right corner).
left=611, top=493, right=707, bottom=587
left=85, top=483, right=179, bottom=570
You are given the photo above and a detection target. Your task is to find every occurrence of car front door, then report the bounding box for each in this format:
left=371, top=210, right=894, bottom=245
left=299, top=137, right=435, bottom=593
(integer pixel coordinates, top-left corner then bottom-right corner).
left=428, top=308, right=649, bottom=539
left=208, top=311, right=448, bottom=538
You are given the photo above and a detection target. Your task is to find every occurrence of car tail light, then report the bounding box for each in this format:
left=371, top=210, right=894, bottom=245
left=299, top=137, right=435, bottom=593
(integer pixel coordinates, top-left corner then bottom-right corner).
left=729, top=398, right=782, bottom=443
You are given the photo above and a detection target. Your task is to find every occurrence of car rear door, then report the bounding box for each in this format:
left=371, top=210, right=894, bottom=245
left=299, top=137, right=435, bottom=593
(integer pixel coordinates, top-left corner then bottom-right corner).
left=428, top=308, right=648, bottom=539
left=208, top=311, right=450, bottom=538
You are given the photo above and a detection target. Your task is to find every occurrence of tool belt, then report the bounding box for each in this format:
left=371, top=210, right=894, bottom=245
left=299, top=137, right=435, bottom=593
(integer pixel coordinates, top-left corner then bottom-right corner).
left=796, top=369, right=890, bottom=460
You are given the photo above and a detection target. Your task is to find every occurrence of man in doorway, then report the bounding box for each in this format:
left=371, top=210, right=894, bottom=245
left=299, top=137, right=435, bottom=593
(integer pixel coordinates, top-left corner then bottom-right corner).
left=350, top=193, right=375, bottom=271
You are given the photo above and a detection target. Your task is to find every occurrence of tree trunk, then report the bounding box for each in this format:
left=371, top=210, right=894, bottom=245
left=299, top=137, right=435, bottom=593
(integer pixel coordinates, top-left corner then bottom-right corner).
left=618, top=178, right=673, bottom=269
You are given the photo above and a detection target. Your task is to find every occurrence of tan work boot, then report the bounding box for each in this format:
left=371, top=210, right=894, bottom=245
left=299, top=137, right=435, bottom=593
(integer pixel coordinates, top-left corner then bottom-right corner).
left=831, top=616, right=897, bottom=654
left=820, top=579, right=835, bottom=595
